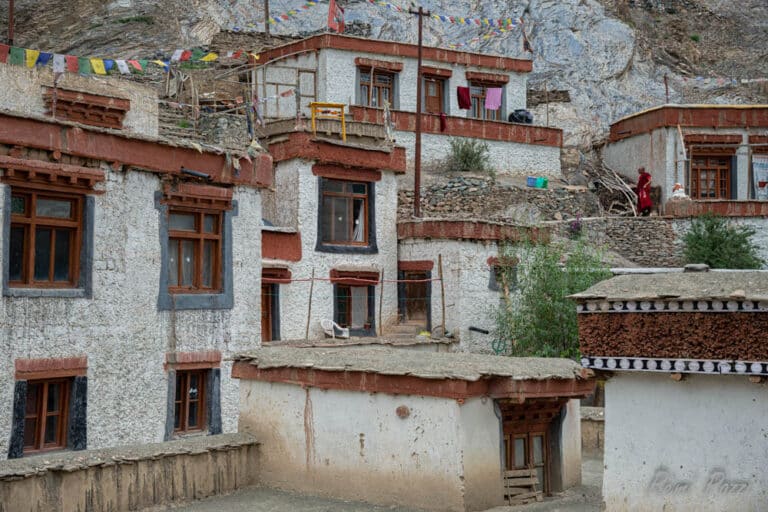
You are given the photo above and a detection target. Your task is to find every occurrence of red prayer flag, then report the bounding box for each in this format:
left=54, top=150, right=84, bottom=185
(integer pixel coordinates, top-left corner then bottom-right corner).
left=180, top=50, right=192, bottom=62
left=0, top=44, right=9, bottom=64
left=327, top=0, right=345, bottom=33
left=127, top=60, right=142, bottom=71
left=233, top=50, right=243, bottom=59
left=65, top=55, right=79, bottom=72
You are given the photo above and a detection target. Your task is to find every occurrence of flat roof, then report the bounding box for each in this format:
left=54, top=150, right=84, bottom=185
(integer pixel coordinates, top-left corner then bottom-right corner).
left=258, top=33, right=532, bottom=73
left=571, top=271, right=768, bottom=302
left=234, top=346, right=587, bottom=381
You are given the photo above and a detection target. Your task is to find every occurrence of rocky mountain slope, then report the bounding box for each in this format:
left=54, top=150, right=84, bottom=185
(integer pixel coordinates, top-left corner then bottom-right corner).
left=1, top=0, right=766, bottom=160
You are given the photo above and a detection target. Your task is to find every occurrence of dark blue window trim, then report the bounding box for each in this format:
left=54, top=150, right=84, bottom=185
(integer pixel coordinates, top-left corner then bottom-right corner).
left=155, top=191, right=237, bottom=311
left=2, top=187, right=94, bottom=298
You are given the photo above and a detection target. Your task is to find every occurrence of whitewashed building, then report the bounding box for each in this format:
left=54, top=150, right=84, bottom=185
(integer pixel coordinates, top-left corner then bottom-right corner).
left=256, top=34, right=563, bottom=177
left=603, top=104, right=768, bottom=209
left=234, top=346, right=593, bottom=511
left=0, top=65, right=272, bottom=459
left=574, top=269, right=768, bottom=511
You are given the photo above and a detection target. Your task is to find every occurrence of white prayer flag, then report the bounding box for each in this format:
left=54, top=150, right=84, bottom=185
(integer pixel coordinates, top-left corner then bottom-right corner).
left=53, top=54, right=66, bottom=73
left=116, top=60, right=131, bottom=74
left=171, top=49, right=184, bottom=62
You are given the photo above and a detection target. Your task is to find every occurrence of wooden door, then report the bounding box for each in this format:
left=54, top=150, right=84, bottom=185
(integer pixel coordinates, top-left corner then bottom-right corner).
left=424, top=77, right=443, bottom=114
left=261, top=283, right=272, bottom=342
left=404, top=271, right=428, bottom=323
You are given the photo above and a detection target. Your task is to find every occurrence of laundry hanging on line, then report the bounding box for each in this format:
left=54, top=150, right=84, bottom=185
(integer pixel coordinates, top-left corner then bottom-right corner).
left=457, top=86, right=471, bottom=109
left=484, top=88, right=503, bottom=111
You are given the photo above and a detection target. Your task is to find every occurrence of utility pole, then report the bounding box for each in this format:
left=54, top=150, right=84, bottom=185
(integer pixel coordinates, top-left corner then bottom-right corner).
left=264, top=0, right=270, bottom=36
left=408, top=6, right=429, bottom=218
left=7, top=0, right=14, bottom=45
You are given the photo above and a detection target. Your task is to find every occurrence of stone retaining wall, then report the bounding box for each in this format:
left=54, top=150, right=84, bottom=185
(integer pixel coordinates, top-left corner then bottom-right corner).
left=0, top=434, right=259, bottom=512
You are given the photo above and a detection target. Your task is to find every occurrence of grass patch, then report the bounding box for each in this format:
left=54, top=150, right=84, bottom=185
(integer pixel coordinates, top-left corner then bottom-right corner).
left=690, top=34, right=700, bottom=42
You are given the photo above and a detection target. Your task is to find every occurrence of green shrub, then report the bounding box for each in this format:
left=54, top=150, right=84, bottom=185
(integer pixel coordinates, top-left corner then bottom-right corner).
left=445, top=138, right=491, bottom=174
left=690, top=34, right=700, bottom=42
left=492, top=240, right=611, bottom=359
left=682, top=213, right=764, bottom=269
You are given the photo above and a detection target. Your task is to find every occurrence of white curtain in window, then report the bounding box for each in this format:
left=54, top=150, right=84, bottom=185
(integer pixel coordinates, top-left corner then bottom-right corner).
left=353, top=199, right=365, bottom=242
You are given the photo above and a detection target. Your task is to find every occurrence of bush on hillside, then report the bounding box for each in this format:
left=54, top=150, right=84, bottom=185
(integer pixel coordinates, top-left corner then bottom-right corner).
left=445, top=138, right=492, bottom=174
left=682, top=213, right=764, bottom=269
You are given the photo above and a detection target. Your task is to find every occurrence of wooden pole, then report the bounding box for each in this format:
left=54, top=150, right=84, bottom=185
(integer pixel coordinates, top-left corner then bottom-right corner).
left=409, top=6, right=430, bottom=218
left=438, top=254, right=446, bottom=337
left=544, top=82, right=549, bottom=127
left=7, top=0, right=14, bottom=45
left=264, top=0, right=270, bottom=36
left=305, top=268, right=315, bottom=339
left=378, top=270, right=384, bottom=336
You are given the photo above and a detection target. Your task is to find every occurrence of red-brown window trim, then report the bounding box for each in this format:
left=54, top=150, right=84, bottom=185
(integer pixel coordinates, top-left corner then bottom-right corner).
left=162, top=182, right=233, bottom=210
left=0, top=155, right=105, bottom=193
left=320, top=179, right=371, bottom=247
left=263, top=267, right=292, bottom=284
left=465, top=71, right=509, bottom=84
left=167, top=208, right=224, bottom=293
left=42, top=87, right=130, bottom=130
left=422, top=66, right=452, bottom=78
left=398, top=260, right=434, bottom=271
left=330, top=269, right=381, bottom=285
left=15, top=356, right=88, bottom=380
left=684, top=134, right=742, bottom=146
left=165, top=350, right=222, bottom=371
left=312, top=163, right=381, bottom=182
left=23, top=378, right=71, bottom=454
left=354, top=57, right=404, bottom=73
left=174, top=370, right=207, bottom=433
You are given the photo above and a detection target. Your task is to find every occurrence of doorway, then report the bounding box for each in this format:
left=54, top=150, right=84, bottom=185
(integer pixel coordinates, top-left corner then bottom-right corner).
left=397, top=269, right=432, bottom=332
left=424, top=76, right=444, bottom=114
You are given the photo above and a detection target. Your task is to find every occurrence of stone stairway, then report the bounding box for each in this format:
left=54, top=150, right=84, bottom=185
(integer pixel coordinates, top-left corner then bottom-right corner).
left=158, top=104, right=205, bottom=142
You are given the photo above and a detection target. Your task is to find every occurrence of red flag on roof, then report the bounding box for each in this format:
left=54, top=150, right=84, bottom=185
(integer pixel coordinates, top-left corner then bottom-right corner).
left=327, top=0, right=345, bottom=33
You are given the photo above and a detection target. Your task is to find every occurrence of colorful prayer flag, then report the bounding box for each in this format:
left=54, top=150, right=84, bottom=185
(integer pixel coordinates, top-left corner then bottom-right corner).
left=116, top=60, right=131, bottom=74
left=53, top=54, right=66, bottom=73
left=128, top=59, right=143, bottom=71
left=25, top=49, right=40, bottom=68
left=65, top=55, right=79, bottom=72
left=171, top=49, right=184, bottom=61
left=36, top=52, right=52, bottom=66
left=104, top=59, right=115, bottom=72
left=180, top=50, right=192, bottom=61
left=0, top=44, right=9, bottom=64
left=90, top=58, right=107, bottom=75
left=78, top=57, right=92, bottom=74
left=200, top=52, right=218, bottom=62
left=328, top=0, right=345, bottom=32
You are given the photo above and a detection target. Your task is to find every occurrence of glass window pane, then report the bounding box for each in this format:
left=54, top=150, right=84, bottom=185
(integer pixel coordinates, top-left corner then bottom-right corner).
left=168, top=239, right=179, bottom=286
left=332, top=197, right=350, bottom=242
left=352, top=199, right=365, bottom=242
left=26, top=384, right=40, bottom=415
left=321, top=197, right=334, bottom=243
left=350, top=286, right=368, bottom=329
left=360, top=72, right=371, bottom=83
left=181, top=240, right=194, bottom=286
left=203, top=215, right=217, bottom=234
left=169, top=213, right=195, bottom=231
left=351, top=183, right=366, bottom=194
left=47, top=383, right=61, bottom=413
left=53, top=230, right=71, bottom=282
left=174, top=403, right=181, bottom=429
left=533, top=435, right=544, bottom=464
left=188, top=402, right=199, bottom=428
left=44, top=415, right=58, bottom=444
left=335, top=286, right=350, bottom=326
left=360, top=85, right=369, bottom=105
left=175, top=374, right=183, bottom=401
left=23, top=418, right=37, bottom=448
left=36, top=198, right=72, bottom=219
left=536, top=467, right=545, bottom=489
left=11, top=195, right=26, bottom=215
left=9, top=226, right=25, bottom=281
left=189, top=374, right=199, bottom=400
left=514, top=438, right=526, bottom=468
left=324, top=180, right=344, bottom=192
left=34, top=228, right=52, bottom=281
left=202, top=240, right=214, bottom=288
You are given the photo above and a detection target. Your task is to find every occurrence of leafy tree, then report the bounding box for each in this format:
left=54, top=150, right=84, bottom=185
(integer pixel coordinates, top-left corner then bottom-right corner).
left=492, top=240, right=611, bottom=359
left=682, top=213, right=764, bottom=269
left=445, top=138, right=492, bottom=174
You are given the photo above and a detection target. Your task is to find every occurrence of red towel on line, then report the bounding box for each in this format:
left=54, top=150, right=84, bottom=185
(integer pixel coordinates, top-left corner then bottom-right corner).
left=457, top=86, right=471, bottom=109
left=439, top=112, right=447, bottom=132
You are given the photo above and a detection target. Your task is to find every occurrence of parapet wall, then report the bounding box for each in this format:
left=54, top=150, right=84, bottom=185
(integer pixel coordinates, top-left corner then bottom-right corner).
left=0, top=434, right=260, bottom=512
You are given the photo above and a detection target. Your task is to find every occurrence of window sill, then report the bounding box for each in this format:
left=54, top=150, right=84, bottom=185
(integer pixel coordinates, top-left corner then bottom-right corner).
left=315, top=242, right=378, bottom=255
left=4, top=287, right=88, bottom=299
left=158, top=292, right=233, bottom=311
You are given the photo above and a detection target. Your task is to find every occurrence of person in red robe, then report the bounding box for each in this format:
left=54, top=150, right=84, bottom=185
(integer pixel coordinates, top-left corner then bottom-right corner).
left=636, top=167, right=653, bottom=216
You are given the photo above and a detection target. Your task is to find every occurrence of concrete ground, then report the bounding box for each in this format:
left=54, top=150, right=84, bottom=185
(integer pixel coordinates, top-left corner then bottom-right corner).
left=167, top=457, right=603, bottom=512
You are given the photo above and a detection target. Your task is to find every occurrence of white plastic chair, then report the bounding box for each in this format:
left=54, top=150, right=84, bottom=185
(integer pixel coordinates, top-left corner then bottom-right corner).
left=321, top=319, right=350, bottom=339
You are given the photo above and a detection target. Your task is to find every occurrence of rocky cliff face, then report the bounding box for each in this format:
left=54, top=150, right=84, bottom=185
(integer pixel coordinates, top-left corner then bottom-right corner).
left=2, top=0, right=766, bottom=158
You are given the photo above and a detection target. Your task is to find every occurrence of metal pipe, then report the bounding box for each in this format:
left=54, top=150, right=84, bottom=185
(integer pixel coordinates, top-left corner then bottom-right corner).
left=181, top=168, right=212, bottom=181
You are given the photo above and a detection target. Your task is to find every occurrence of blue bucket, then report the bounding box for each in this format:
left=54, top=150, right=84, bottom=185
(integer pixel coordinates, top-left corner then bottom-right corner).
left=526, top=176, right=537, bottom=187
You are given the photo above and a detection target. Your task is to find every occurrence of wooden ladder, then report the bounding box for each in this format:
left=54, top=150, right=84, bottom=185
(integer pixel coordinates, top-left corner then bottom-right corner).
left=504, top=468, right=544, bottom=505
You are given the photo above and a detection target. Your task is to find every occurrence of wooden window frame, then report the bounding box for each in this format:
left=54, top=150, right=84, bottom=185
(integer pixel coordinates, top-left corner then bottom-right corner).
left=334, top=284, right=374, bottom=330
left=23, top=378, right=71, bottom=455
left=469, top=81, right=503, bottom=121
left=359, top=68, right=396, bottom=109
left=320, top=179, right=369, bottom=246
left=9, top=188, right=83, bottom=288
left=167, top=208, right=223, bottom=294
left=689, top=152, right=732, bottom=200
left=174, top=370, right=207, bottom=434
left=423, top=75, right=446, bottom=115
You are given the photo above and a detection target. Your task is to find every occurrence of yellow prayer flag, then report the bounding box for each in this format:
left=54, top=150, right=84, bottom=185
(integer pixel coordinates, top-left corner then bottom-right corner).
left=25, top=49, right=40, bottom=68
left=200, top=52, right=218, bottom=62
left=90, top=58, right=107, bottom=75
left=248, top=53, right=260, bottom=60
